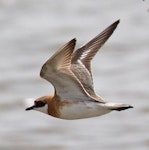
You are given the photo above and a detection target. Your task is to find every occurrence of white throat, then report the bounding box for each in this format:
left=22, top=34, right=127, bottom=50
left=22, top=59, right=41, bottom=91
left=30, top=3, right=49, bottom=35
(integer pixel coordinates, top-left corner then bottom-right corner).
left=34, top=105, right=48, bottom=114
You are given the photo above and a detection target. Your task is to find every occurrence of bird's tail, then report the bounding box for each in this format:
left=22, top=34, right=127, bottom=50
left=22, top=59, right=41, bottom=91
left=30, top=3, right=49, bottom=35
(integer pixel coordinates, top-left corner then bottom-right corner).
left=106, top=102, right=133, bottom=111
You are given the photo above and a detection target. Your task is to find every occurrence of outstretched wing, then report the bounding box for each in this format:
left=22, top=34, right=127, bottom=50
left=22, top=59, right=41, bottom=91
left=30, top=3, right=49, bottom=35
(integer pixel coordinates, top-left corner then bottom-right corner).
left=40, top=39, right=95, bottom=102
left=71, top=20, right=120, bottom=96
left=72, top=20, right=119, bottom=74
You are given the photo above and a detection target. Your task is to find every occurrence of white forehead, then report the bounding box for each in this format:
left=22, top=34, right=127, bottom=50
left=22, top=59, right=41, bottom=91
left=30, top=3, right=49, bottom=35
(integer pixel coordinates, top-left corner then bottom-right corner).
left=24, top=98, right=35, bottom=108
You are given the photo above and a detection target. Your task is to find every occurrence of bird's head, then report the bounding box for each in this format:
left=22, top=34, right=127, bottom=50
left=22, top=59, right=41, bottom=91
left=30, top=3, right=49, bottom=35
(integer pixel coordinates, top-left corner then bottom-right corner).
left=25, top=96, right=48, bottom=114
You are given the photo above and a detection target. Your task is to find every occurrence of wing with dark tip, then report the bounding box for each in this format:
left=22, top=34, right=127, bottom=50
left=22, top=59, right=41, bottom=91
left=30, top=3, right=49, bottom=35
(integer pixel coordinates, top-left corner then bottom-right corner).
left=71, top=20, right=120, bottom=97
left=72, top=20, right=119, bottom=74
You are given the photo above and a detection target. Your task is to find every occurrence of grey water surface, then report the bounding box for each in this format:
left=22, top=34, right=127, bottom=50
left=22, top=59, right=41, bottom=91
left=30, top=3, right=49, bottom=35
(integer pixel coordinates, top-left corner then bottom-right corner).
left=0, top=0, right=149, bottom=150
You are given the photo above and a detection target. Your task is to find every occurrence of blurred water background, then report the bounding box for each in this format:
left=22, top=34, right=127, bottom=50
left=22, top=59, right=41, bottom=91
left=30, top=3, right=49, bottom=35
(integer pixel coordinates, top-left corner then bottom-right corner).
left=0, top=0, right=149, bottom=150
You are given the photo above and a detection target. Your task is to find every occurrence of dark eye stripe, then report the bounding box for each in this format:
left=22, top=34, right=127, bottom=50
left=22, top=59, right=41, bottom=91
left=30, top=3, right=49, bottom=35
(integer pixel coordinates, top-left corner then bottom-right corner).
left=35, top=101, right=46, bottom=108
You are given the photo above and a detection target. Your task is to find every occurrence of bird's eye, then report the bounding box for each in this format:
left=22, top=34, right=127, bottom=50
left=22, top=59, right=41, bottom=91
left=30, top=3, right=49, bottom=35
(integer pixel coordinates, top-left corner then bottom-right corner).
left=35, top=101, right=46, bottom=108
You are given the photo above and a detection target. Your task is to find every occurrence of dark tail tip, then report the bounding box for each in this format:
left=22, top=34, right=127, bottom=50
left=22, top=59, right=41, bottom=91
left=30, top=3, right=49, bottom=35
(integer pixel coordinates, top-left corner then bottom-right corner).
left=113, top=105, right=133, bottom=111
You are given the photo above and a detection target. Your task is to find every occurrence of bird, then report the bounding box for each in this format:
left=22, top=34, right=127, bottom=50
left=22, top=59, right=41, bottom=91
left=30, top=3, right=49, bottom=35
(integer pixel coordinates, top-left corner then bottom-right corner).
left=25, top=20, right=133, bottom=120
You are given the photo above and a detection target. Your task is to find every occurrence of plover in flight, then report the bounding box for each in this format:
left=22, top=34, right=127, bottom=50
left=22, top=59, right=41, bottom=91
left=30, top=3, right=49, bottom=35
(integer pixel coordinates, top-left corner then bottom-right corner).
left=26, top=20, right=133, bottom=120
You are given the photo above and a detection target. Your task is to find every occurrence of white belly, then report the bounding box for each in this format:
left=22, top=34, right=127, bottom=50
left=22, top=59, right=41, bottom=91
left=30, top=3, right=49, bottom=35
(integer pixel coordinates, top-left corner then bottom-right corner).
left=59, top=101, right=111, bottom=120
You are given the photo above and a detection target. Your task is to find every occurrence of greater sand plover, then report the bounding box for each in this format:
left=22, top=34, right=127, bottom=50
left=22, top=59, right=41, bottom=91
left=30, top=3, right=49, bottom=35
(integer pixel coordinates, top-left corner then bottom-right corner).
left=26, top=20, right=133, bottom=120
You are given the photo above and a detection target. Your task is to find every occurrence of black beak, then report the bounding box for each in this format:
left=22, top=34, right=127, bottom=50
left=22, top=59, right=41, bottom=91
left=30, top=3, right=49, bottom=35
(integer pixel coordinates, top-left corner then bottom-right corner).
left=25, top=105, right=35, bottom=111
